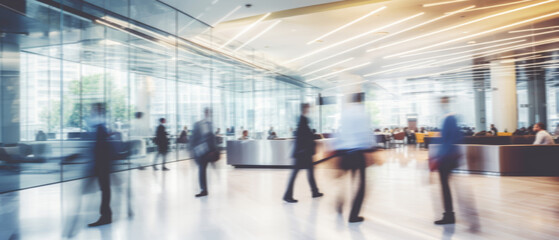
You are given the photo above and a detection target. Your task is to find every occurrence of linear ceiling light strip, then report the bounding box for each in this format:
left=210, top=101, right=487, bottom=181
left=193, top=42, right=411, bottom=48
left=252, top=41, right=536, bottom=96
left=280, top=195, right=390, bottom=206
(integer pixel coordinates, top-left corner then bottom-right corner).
left=306, top=62, right=371, bottom=82
left=423, top=0, right=469, bottom=8
left=384, top=10, right=559, bottom=58
left=368, top=0, right=556, bottom=54
left=234, top=20, right=282, bottom=51
left=219, top=12, right=271, bottom=49
left=456, top=0, right=533, bottom=13
left=295, top=5, right=473, bottom=71
left=286, top=11, right=423, bottom=64
left=302, top=58, right=354, bottom=76
left=307, top=6, right=387, bottom=45
left=398, top=29, right=559, bottom=58
left=382, top=40, right=526, bottom=68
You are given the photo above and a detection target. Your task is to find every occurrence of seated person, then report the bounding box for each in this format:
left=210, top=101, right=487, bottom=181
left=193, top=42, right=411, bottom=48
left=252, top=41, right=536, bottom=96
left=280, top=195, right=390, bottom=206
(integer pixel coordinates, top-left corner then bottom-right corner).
left=36, top=130, right=47, bottom=141
left=526, top=126, right=535, bottom=135
left=267, top=131, right=278, bottom=140
left=473, top=130, right=488, bottom=136
left=404, top=127, right=415, bottom=143
left=513, top=127, right=527, bottom=136
left=489, top=124, right=498, bottom=135
left=311, top=129, right=322, bottom=139
left=238, top=130, right=250, bottom=140
left=533, top=122, right=554, bottom=145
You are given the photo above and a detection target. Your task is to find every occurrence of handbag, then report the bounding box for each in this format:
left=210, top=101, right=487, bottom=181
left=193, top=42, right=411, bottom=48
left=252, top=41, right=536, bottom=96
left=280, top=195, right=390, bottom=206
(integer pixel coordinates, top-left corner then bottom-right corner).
left=204, top=150, right=221, bottom=162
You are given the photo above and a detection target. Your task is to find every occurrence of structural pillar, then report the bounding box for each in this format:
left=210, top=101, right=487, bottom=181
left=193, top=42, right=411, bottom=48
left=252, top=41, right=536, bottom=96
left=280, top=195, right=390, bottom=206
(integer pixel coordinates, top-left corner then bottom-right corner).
left=473, top=69, right=487, bottom=131
left=490, top=60, right=517, bottom=132
left=0, top=39, right=21, bottom=145
left=526, top=67, right=547, bottom=127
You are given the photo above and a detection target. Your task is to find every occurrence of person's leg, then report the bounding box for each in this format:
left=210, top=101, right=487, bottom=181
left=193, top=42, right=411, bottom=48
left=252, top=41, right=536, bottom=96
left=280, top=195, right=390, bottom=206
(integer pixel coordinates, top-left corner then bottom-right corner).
left=162, top=152, right=169, bottom=170
left=435, top=165, right=455, bottom=224
left=283, top=167, right=300, bottom=202
left=196, top=159, right=208, bottom=197
left=306, top=164, right=322, bottom=197
left=153, top=152, right=160, bottom=170
left=349, top=153, right=366, bottom=222
left=440, top=168, right=453, bottom=213
left=89, top=174, right=112, bottom=227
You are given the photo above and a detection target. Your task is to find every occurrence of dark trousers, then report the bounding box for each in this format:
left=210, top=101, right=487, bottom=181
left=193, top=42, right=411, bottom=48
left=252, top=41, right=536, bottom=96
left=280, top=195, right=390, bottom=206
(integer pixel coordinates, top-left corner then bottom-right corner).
left=343, top=152, right=366, bottom=219
left=153, top=151, right=167, bottom=166
left=197, top=158, right=208, bottom=192
left=284, top=157, right=319, bottom=198
left=98, top=173, right=112, bottom=218
left=438, top=165, right=454, bottom=213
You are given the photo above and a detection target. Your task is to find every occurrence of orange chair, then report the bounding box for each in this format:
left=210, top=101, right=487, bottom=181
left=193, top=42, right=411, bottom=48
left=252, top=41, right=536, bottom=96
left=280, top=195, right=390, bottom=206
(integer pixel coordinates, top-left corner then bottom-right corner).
left=415, top=133, right=425, bottom=148
left=427, top=132, right=441, bottom=137
left=497, top=132, right=513, bottom=136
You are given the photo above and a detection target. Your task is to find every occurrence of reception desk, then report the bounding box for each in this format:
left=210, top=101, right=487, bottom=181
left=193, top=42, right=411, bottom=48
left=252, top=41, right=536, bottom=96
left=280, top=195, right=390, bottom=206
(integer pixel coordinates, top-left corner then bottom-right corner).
left=429, top=144, right=559, bottom=176
left=226, top=139, right=336, bottom=167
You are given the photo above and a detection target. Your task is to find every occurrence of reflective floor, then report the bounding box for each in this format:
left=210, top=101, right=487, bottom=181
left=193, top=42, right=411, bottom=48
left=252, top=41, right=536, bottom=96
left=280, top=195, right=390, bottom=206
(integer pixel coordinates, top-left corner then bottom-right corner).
left=1, top=146, right=559, bottom=239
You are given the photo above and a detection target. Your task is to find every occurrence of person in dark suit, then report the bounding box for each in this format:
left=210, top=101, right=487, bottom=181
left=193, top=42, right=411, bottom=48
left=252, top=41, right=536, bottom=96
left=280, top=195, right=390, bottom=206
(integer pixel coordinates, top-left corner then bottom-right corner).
left=191, top=108, right=217, bottom=197
left=283, top=103, right=323, bottom=203
left=88, top=103, right=113, bottom=227
left=430, top=96, right=463, bottom=225
left=153, top=118, right=170, bottom=170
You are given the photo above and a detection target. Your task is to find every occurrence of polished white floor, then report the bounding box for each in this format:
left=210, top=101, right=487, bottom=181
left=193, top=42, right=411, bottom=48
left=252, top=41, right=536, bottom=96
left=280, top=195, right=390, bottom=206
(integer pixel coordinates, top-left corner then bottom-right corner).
left=2, top=146, right=559, bottom=239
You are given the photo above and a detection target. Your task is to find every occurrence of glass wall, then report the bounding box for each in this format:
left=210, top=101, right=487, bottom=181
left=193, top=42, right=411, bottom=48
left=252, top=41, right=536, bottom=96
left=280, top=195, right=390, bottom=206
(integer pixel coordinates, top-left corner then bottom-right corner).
left=0, top=0, right=316, bottom=193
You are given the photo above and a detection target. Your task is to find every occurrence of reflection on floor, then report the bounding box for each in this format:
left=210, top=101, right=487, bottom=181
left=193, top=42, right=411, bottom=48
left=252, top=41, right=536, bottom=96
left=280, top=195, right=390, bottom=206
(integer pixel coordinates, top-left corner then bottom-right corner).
left=0, top=149, right=191, bottom=193
left=1, top=146, right=559, bottom=239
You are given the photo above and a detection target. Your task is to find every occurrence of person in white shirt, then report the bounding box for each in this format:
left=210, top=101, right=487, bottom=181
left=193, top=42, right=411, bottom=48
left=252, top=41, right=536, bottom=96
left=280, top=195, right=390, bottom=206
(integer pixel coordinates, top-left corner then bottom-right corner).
left=334, top=93, right=376, bottom=223
left=533, top=122, right=554, bottom=145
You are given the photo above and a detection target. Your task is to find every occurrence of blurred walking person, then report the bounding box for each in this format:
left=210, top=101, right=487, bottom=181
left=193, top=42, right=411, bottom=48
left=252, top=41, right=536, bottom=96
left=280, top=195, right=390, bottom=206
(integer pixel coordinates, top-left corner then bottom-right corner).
left=88, top=103, right=114, bottom=227
left=283, top=103, right=323, bottom=203
left=153, top=118, right=170, bottom=170
left=334, top=93, right=375, bottom=223
left=191, top=108, right=218, bottom=197
left=429, top=96, right=463, bottom=225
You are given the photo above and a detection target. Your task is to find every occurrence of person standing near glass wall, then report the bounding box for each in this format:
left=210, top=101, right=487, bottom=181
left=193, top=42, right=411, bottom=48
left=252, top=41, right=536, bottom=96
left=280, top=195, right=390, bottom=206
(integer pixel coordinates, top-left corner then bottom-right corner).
left=191, top=108, right=218, bottom=197
left=153, top=118, right=170, bottom=171
left=88, top=103, right=113, bottom=227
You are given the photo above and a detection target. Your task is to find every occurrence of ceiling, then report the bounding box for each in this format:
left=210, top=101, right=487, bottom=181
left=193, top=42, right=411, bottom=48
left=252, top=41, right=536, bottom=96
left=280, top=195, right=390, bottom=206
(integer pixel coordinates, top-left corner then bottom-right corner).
left=164, top=0, right=559, bottom=93
left=158, top=0, right=344, bottom=27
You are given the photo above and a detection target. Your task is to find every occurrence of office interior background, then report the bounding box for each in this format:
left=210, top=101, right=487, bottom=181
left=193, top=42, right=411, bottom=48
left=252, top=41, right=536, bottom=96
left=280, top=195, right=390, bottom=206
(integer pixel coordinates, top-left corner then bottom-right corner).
left=1, top=0, right=559, bottom=238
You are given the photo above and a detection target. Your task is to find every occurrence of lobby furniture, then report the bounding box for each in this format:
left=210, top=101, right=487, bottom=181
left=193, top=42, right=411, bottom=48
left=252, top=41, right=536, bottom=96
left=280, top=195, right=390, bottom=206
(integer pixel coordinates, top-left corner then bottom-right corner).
left=226, top=139, right=336, bottom=167
left=429, top=144, right=559, bottom=176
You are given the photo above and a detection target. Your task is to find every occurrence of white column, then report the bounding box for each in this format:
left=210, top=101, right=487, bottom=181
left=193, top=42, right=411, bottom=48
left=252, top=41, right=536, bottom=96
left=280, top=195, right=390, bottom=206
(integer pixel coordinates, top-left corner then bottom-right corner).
left=490, top=60, right=517, bottom=132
